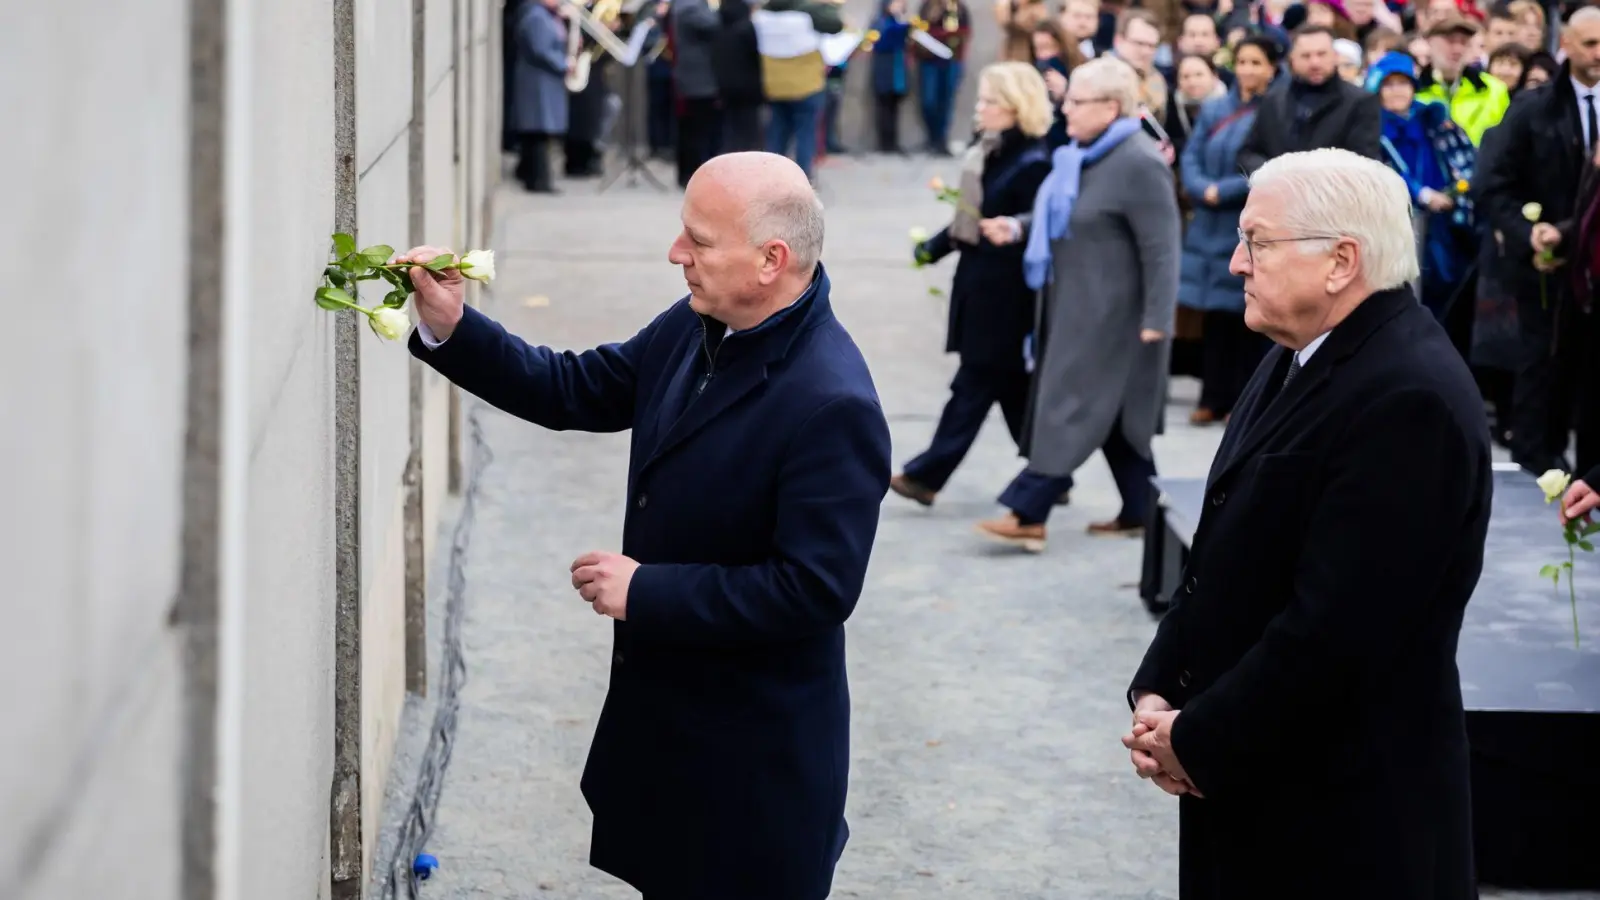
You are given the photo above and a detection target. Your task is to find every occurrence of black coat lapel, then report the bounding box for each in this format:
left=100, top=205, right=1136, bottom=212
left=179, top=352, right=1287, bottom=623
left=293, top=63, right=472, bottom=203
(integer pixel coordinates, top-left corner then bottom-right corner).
left=1208, top=287, right=1417, bottom=487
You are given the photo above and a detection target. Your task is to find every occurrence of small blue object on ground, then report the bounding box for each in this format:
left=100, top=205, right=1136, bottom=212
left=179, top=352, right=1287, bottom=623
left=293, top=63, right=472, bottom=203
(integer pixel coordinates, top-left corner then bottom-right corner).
left=413, top=854, right=439, bottom=880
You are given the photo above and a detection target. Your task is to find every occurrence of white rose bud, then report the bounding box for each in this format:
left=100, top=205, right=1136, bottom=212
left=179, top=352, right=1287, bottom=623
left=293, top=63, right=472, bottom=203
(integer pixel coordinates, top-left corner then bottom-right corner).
left=1537, top=469, right=1572, bottom=504
left=459, top=249, right=496, bottom=282
left=909, top=226, right=930, bottom=243
left=1522, top=203, right=1543, bottom=223
left=369, top=306, right=411, bottom=341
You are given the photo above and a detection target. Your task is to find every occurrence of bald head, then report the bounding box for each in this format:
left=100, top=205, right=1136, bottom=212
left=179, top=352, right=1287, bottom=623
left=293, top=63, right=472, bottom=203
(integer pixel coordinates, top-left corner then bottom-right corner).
left=670, top=152, right=826, bottom=328
left=1567, top=6, right=1600, bottom=86
left=689, top=152, right=826, bottom=274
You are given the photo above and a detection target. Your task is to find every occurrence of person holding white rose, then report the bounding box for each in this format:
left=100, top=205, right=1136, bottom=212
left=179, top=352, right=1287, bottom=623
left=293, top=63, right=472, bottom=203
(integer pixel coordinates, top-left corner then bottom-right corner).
left=1474, top=7, right=1600, bottom=477
left=400, top=151, right=893, bottom=900
left=1124, top=149, right=1491, bottom=899
left=889, top=62, right=1054, bottom=509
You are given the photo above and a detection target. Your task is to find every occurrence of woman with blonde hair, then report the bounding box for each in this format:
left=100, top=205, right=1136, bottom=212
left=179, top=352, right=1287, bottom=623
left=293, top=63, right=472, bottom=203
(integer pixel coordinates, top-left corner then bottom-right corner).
left=889, top=62, right=1055, bottom=508
left=975, top=56, right=1181, bottom=551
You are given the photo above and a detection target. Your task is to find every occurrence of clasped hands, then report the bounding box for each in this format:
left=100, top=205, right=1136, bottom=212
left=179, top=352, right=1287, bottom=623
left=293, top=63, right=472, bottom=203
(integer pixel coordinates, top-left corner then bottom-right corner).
left=1122, top=694, right=1204, bottom=798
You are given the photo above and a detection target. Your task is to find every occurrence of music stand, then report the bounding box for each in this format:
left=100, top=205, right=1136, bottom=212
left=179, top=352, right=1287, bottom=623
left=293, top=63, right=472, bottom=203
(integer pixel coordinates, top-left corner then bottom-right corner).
left=599, top=19, right=669, bottom=192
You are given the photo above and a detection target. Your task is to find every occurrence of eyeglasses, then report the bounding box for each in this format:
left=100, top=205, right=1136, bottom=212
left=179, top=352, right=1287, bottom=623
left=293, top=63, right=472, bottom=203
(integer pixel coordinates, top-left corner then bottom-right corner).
left=1236, top=228, right=1341, bottom=266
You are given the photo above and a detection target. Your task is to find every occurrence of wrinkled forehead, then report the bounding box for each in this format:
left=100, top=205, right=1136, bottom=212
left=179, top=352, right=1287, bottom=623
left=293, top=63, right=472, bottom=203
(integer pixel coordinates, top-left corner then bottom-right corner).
left=681, top=178, right=740, bottom=242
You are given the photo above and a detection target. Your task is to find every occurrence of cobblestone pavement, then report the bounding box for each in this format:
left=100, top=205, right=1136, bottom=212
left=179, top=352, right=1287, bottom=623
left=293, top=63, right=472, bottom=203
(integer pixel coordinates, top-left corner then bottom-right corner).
left=375, top=152, right=1589, bottom=900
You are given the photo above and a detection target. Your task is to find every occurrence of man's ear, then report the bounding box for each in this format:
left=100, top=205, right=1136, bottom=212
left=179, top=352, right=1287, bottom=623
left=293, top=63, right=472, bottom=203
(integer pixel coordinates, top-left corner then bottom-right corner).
left=758, top=241, right=791, bottom=285
left=1326, top=238, right=1361, bottom=293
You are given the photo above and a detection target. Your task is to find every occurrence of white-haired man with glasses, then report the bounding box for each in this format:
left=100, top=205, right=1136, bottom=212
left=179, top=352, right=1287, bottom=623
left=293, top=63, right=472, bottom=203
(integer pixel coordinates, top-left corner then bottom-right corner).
left=1122, top=147, right=1491, bottom=900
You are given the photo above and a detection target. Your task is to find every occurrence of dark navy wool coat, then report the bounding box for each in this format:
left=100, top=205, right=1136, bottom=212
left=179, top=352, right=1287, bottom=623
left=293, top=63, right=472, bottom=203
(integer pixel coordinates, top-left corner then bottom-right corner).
left=410, top=266, right=891, bottom=900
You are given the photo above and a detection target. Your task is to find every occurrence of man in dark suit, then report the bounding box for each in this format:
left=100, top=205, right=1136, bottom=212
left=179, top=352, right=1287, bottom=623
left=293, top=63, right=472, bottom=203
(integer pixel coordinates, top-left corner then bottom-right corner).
left=399, top=151, right=892, bottom=900
left=1236, top=24, right=1383, bottom=173
left=1477, top=9, right=1600, bottom=477
left=1123, top=148, right=1493, bottom=899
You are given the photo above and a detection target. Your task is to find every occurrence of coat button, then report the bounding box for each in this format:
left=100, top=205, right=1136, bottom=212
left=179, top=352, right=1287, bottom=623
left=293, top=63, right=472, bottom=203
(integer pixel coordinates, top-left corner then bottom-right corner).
left=636, top=494, right=648, bottom=509
left=1179, top=669, right=1192, bottom=687
left=1184, top=576, right=1197, bottom=594
left=1211, top=490, right=1226, bottom=506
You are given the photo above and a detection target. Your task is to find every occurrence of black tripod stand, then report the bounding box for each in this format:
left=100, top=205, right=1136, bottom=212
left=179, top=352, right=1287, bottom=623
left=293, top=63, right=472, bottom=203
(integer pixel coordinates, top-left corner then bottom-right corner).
left=599, top=34, right=669, bottom=193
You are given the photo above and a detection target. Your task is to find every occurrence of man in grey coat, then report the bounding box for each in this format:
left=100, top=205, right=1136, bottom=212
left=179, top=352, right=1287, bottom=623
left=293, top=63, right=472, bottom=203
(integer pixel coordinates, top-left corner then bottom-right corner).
left=978, top=56, right=1181, bottom=553
left=509, top=0, right=574, bottom=193
left=671, top=0, right=721, bottom=187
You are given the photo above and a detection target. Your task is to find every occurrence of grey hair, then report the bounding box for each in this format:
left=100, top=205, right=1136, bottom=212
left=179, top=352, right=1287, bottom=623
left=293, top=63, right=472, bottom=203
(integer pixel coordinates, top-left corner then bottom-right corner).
left=747, top=189, right=827, bottom=273
left=1068, top=56, right=1143, bottom=118
left=1570, top=6, right=1600, bottom=29
left=1249, top=148, right=1420, bottom=290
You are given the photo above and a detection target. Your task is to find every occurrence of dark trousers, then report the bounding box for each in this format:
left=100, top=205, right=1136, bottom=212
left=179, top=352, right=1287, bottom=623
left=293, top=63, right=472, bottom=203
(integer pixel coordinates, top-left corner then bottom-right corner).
left=1198, top=310, right=1269, bottom=418
left=647, top=75, right=676, bottom=153
left=515, top=131, right=555, bottom=192
left=873, top=92, right=904, bottom=152
left=823, top=75, right=847, bottom=151
left=917, top=60, right=963, bottom=151
left=1000, top=411, right=1155, bottom=526
left=766, top=91, right=823, bottom=178
left=903, top=363, right=1030, bottom=491
left=675, top=97, right=720, bottom=188
left=721, top=101, right=764, bottom=152
left=1510, top=294, right=1598, bottom=473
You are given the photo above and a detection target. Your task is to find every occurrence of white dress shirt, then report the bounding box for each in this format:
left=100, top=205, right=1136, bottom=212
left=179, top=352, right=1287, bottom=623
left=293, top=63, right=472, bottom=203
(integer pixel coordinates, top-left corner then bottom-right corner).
left=1295, top=331, right=1331, bottom=367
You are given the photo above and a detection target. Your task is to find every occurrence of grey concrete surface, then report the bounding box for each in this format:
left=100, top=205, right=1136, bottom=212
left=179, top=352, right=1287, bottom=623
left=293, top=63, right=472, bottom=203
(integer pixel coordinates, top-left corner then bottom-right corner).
left=377, top=153, right=1593, bottom=899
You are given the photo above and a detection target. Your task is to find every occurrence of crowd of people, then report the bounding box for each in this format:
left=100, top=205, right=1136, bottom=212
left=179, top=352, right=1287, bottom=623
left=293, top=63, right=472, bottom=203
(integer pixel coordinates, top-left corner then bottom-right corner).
left=500, top=0, right=1600, bottom=551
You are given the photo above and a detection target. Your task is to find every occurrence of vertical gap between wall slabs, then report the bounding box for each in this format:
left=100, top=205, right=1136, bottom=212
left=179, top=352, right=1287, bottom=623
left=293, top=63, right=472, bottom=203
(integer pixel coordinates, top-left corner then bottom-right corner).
left=180, top=0, right=225, bottom=897
left=404, top=0, right=429, bottom=697
left=330, top=0, right=364, bottom=893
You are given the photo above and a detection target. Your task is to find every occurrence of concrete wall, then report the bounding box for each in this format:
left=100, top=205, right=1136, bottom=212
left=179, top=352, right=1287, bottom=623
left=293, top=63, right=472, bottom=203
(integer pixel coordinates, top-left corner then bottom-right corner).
left=1, top=0, right=498, bottom=897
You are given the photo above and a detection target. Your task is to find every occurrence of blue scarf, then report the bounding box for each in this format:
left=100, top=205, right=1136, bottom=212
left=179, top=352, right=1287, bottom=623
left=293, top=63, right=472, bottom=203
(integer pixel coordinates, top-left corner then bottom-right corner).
left=1022, top=117, right=1144, bottom=290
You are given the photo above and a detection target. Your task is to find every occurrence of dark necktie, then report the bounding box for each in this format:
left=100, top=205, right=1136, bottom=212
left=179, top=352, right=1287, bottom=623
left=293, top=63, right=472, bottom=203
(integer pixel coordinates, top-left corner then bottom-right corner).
left=1586, top=94, right=1597, bottom=156
left=1282, top=354, right=1303, bottom=390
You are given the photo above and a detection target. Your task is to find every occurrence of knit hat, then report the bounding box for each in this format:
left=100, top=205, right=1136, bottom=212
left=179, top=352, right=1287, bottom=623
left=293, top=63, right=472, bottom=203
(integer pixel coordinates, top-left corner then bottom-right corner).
left=1334, top=38, right=1362, bottom=69
left=1364, top=50, right=1417, bottom=93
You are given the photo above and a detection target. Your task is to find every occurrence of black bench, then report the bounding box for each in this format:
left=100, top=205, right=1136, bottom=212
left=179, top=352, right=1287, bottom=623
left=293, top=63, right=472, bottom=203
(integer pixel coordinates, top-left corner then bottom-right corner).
left=1138, top=466, right=1600, bottom=890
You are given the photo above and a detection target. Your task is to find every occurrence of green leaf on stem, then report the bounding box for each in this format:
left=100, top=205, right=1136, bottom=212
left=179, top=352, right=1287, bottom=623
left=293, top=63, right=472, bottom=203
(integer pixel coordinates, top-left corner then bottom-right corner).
left=1540, top=563, right=1561, bottom=584
left=332, top=233, right=357, bottom=257
left=425, top=253, right=456, bottom=271
left=324, top=266, right=349, bottom=288
left=1581, top=540, right=1595, bottom=552
left=1564, top=528, right=1578, bottom=545
left=340, top=254, right=371, bottom=277
left=383, top=289, right=408, bottom=309
left=378, top=267, right=406, bottom=289
left=1583, top=522, right=1600, bottom=537
left=360, top=244, right=395, bottom=267
left=315, top=286, right=356, bottom=310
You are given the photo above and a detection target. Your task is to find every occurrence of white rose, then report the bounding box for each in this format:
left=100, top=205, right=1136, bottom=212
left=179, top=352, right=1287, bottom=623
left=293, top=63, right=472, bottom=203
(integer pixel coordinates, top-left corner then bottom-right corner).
left=1537, top=468, right=1572, bottom=504
left=1522, top=202, right=1543, bottom=223
left=369, top=306, right=411, bottom=341
left=909, top=226, right=930, bottom=243
left=459, top=249, right=495, bottom=282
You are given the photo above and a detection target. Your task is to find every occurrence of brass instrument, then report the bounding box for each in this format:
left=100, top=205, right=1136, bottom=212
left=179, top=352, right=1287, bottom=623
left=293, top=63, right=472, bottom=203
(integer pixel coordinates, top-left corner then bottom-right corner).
left=560, top=0, right=634, bottom=87
left=564, top=0, right=587, bottom=91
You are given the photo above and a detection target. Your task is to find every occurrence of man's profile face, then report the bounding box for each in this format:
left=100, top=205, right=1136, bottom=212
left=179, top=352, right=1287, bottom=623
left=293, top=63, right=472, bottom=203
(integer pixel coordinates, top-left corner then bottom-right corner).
left=668, top=180, right=762, bottom=318
left=1231, top=187, right=1335, bottom=342
left=1116, top=19, right=1161, bottom=73
left=1565, top=17, right=1600, bottom=85
left=1290, top=32, right=1336, bottom=83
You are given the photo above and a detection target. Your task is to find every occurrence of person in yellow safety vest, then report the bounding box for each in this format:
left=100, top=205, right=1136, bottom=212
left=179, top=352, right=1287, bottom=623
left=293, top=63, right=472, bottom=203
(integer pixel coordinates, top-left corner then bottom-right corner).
left=1415, top=12, right=1511, bottom=144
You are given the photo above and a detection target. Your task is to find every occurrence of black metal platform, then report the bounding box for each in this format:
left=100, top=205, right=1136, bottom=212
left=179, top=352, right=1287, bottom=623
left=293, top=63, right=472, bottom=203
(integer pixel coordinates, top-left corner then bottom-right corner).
left=1138, top=465, right=1600, bottom=889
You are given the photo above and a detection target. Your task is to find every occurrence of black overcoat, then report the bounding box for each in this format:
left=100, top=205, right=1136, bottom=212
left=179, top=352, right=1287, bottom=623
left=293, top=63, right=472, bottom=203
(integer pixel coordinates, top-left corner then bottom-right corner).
left=1130, top=286, right=1493, bottom=900
left=411, top=267, right=891, bottom=899
left=921, top=128, right=1052, bottom=369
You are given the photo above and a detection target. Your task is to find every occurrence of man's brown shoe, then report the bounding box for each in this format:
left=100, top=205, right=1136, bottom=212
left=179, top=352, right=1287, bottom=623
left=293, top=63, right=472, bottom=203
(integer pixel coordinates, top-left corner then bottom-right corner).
left=889, top=473, right=937, bottom=507
left=1087, top=518, right=1143, bottom=537
left=975, top=514, right=1046, bottom=553
left=1189, top=407, right=1218, bottom=425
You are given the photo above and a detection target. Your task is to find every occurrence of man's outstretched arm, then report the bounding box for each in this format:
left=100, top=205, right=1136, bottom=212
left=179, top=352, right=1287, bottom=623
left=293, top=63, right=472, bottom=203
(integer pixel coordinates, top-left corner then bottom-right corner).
left=401, top=245, right=662, bottom=433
